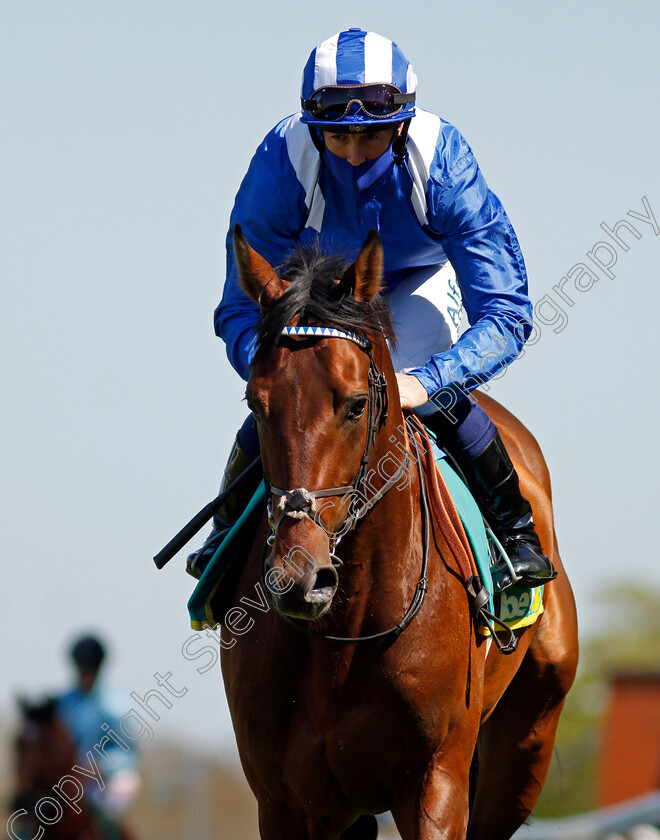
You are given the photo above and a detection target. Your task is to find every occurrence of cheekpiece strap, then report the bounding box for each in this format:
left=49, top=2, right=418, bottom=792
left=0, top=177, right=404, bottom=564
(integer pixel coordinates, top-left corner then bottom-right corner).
left=281, top=325, right=369, bottom=349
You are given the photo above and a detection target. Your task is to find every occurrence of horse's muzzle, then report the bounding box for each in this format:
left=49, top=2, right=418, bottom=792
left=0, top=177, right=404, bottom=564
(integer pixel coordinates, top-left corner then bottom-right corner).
left=265, top=538, right=339, bottom=620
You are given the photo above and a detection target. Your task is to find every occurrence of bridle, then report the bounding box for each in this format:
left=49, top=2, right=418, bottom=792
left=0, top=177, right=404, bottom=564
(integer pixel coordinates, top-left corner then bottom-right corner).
left=263, top=325, right=431, bottom=643
left=265, top=326, right=402, bottom=558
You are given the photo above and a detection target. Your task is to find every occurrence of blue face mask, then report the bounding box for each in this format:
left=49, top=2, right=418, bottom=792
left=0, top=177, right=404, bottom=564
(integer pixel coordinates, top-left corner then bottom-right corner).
left=323, top=142, right=395, bottom=194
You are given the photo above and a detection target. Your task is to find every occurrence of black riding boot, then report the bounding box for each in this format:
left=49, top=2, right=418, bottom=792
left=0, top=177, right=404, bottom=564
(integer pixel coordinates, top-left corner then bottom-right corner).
left=422, top=407, right=558, bottom=591
left=455, top=432, right=557, bottom=591
left=186, top=436, right=258, bottom=579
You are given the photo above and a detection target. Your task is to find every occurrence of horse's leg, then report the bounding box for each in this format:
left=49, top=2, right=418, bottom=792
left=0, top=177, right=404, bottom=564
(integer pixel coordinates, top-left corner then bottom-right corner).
left=391, top=758, right=473, bottom=840
left=259, top=799, right=367, bottom=840
left=257, top=800, right=311, bottom=840
left=467, top=581, right=578, bottom=840
left=340, top=815, right=378, bottom=839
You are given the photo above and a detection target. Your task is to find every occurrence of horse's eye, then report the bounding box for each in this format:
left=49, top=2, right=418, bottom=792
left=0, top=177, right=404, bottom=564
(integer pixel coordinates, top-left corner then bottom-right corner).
left=347, top=397, right=368, bottom=420
left=246, top=396, right=260, bottom=419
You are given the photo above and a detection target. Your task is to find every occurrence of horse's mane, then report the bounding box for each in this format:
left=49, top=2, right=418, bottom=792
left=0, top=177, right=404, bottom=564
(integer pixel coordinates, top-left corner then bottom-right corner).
left=252, top=242, right=395, bottom=370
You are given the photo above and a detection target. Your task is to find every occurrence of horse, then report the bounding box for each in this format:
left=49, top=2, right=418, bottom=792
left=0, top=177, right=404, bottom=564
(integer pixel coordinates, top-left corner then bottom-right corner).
left=10, top=697, right=130, bottom=840
left=219, top=225, right=579, bottom=840
left=10, top=697, right=104, bottom=839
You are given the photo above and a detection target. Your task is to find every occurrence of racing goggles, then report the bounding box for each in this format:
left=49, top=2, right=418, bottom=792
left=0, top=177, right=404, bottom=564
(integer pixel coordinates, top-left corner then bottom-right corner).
left=301, top=84, right=416, bottom=121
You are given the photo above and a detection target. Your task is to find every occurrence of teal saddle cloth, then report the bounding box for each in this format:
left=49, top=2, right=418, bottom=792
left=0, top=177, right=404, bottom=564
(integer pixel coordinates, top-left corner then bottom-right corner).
left=187, top=453, right=543, bottom=634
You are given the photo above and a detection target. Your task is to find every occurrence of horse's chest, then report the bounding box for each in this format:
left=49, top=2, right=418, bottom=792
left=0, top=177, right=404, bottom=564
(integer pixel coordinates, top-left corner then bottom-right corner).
left=281, top=698, right=413, bottom=810
left=236, top=656, right=440, bottom=807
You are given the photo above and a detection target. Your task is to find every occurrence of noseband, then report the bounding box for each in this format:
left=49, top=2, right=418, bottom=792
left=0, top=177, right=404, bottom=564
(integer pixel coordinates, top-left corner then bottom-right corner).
left=265, top=326, right=408, bottom=559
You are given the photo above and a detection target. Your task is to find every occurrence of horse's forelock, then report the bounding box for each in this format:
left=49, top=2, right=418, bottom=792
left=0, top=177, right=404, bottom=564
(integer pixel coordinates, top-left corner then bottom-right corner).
left=252, top=243, right=394, bottom=370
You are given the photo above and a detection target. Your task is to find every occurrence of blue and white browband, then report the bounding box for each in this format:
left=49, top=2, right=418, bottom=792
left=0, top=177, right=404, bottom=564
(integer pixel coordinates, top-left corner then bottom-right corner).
left=281, top=325, right=370, bottom=349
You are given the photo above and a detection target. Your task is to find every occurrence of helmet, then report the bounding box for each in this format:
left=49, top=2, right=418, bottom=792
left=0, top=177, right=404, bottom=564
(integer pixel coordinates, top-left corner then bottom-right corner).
left=70, top=635, right=106, bottom=671
left=300, top=29, right=417, bottom=132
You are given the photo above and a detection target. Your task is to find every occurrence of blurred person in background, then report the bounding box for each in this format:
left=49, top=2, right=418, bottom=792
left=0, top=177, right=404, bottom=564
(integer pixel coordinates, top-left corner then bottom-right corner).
left=57, top=634, right=140, bottom=838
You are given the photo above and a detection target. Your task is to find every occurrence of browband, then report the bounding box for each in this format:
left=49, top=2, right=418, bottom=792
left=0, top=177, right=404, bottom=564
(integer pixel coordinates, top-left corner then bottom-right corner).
left=281, top=325, right=369, bottom=348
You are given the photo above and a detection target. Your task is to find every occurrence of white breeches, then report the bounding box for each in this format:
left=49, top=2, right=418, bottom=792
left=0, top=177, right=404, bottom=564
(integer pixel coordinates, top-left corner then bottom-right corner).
left=386, top=262, right=462, bottom=374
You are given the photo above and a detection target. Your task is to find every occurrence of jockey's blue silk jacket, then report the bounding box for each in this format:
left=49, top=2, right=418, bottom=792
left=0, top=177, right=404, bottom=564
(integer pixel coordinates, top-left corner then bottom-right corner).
left=58, top=683, right=138, bottom=774
left=215, top=109, right=532, bottom=400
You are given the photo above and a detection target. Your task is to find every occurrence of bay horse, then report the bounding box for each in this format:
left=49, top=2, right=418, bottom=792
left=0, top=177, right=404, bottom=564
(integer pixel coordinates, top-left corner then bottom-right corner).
left=221, top=226, right=578, bottom=840
left=11, top=697, right=105, bottom=839
left=10, top=698, right=131, bottom=840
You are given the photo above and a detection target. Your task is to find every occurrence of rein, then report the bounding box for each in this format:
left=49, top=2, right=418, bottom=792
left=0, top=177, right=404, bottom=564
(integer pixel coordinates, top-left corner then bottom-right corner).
left=264, top=325, right=430, bottom=643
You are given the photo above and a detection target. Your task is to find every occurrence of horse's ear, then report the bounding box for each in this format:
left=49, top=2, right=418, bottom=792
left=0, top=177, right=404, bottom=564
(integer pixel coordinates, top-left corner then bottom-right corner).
left=233, top=224, right=286, bottom=308
left=340, top=230, right=384, bottom=302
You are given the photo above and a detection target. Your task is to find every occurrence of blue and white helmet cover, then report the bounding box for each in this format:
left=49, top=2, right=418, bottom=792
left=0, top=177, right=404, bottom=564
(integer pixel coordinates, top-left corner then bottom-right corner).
left=300, top=28, right=417, bottom=129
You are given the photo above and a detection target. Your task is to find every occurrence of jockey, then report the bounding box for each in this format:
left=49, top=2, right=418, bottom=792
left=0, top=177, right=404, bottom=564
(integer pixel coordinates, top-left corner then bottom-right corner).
left=57, top=635, right=140, bottom=828
left=192, top=28, right=556, bottom=592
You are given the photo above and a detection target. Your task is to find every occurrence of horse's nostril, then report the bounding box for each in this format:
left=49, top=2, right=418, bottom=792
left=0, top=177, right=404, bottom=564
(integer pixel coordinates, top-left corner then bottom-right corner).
left=312, top=567, right=338, bottom=594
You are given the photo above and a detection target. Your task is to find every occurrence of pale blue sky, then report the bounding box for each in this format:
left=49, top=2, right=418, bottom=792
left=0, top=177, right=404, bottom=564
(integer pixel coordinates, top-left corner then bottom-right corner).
left=1, top=0, right=659, bottom=757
